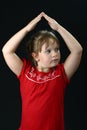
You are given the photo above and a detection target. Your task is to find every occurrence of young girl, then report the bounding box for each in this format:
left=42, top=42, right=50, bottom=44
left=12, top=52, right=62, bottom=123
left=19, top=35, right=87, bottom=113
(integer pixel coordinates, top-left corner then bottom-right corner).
left=2, top=12, right=83, bottom=130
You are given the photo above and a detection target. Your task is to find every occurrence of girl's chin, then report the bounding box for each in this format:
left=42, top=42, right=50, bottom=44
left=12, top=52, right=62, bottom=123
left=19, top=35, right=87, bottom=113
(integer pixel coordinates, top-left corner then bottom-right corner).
left=51, top=62, right=58, bottom=67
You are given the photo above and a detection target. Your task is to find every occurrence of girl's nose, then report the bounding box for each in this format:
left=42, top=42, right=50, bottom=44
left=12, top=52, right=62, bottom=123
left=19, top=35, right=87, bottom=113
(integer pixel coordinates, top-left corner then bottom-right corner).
left=52, top=50, right=57, bottom=57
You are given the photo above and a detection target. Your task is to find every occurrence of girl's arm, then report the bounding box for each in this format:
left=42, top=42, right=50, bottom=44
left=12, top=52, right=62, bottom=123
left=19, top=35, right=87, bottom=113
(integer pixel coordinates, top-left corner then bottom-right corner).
left=2, top=13, right=42, bottom=76
left=42, top=12, right=83, bottom=80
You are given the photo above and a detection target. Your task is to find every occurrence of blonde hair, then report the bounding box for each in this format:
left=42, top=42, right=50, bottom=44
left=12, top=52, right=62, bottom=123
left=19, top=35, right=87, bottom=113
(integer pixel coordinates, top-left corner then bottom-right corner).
left=26, top=30, right=60, bottom=66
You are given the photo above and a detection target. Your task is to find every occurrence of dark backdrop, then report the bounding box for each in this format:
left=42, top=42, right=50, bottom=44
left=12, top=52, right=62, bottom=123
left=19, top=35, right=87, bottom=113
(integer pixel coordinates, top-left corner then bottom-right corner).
left=0, top=0, right=87, bottom=130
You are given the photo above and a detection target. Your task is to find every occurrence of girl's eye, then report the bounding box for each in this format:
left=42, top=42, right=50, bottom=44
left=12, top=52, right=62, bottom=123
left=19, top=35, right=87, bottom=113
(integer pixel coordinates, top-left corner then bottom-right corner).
left=55, top=48, right=60, bottom=52
left=45, top=49, right=51, bottom=54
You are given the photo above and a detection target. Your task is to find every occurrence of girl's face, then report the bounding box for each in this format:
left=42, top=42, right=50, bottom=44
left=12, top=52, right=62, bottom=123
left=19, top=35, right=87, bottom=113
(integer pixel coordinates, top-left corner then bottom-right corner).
left=35, top=39, right=61, bottom=72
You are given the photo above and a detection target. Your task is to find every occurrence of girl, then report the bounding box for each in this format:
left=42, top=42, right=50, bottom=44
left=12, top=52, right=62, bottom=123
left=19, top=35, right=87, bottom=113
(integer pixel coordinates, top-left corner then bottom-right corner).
left=2, top=12, right=83, bottom=130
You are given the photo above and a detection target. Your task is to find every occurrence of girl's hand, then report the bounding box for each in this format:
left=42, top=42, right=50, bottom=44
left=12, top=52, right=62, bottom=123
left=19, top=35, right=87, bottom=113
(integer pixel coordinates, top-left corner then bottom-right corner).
left=25, top=12, right=43, bottom=32
left=42, top=12, right=60, bottom=31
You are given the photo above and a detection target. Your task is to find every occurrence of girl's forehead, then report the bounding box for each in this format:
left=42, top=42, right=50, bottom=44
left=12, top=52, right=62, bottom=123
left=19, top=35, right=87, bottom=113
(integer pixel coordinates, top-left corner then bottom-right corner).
left=42, top=40, right=59, bottom=50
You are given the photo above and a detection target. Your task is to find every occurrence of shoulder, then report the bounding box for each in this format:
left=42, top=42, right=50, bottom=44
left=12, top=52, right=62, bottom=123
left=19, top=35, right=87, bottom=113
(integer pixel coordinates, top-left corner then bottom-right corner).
left=17, top=58, right=32, bottom=78
left=56, top=63, right=70, bottom=83
left=56, top=63, right=64, bottom=72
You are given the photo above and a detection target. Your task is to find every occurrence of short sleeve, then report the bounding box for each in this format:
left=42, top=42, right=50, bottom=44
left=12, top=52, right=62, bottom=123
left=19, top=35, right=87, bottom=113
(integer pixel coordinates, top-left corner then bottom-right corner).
left=17, top=58, right=31, bottom=80
left=57, top=63, right=70, bottom=88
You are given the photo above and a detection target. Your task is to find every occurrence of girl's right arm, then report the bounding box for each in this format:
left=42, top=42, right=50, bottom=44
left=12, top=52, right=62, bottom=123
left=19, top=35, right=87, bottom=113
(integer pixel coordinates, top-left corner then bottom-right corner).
left=2, top=13, right=42, bottom=76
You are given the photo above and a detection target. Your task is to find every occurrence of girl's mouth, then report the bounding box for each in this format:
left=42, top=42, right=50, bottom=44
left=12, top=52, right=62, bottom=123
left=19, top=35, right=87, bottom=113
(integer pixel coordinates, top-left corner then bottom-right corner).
left=51, top=59, right=58, bottom=63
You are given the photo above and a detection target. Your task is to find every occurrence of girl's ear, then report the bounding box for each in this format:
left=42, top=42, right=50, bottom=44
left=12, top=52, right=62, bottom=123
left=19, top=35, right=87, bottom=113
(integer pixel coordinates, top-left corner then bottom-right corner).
left=32, top=52, right=40, bottom=62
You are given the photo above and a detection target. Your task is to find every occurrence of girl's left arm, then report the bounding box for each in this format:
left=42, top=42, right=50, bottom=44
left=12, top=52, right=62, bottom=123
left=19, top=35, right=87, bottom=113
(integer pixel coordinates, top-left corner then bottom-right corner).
left=42, top=12, right=83, bottom=80
left=57, top=25, right=83, bottom=80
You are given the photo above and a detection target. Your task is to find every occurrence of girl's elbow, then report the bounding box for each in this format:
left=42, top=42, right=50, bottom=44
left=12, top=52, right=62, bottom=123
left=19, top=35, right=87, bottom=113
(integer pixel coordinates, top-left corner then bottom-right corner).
left=77, top=45, right=83, bottom=55
left=2, top=46, right=9, bottom=57
left=79, top=46, right=83, bottom=55
left=2, top=46, right=5, bottom=55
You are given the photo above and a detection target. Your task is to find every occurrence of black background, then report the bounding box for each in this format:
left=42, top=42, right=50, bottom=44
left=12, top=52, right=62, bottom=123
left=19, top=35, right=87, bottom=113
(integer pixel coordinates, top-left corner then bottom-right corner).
left=0, top=0, right=87, bottom=130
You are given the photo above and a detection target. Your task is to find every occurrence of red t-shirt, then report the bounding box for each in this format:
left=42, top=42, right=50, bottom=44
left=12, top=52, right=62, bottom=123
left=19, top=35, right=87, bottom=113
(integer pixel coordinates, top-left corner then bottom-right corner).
left=17, top=59, right=70, bottom=130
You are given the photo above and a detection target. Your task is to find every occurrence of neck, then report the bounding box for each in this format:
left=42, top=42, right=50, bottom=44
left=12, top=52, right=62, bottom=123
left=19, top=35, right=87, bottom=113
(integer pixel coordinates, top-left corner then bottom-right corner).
left=37, top=66, right=50, bottom=73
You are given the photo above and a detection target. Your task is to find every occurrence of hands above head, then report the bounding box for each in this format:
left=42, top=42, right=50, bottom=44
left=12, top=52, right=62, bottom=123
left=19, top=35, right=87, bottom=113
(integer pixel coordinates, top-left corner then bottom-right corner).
left=42, top=12, right=60, bottom=31
left=25, top=12, right=60, bottom=32
left=25, top=12, right=43, bottom=32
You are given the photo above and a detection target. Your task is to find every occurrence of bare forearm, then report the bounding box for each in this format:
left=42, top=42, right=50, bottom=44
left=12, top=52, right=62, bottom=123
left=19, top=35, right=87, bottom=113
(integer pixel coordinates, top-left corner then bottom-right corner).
left=2, top=27, right=28, bottom=55
left=57, top=25, right=83, bottom=53
left=2, top=12, right=42, bottom=55
left=42, top=12, right=82, bottom=53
